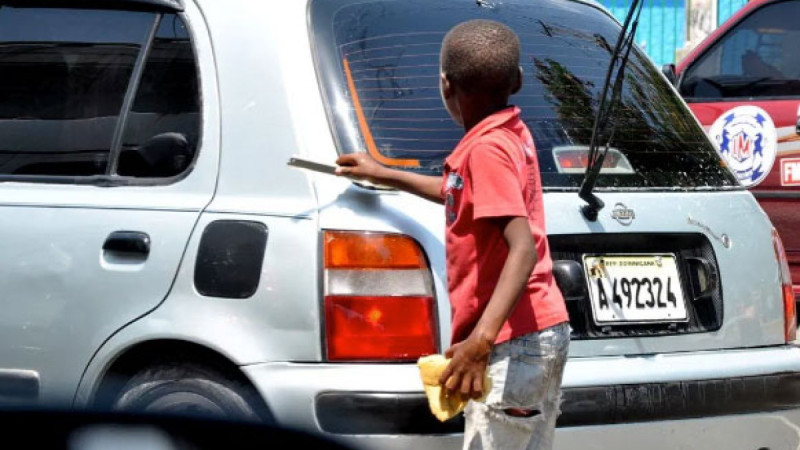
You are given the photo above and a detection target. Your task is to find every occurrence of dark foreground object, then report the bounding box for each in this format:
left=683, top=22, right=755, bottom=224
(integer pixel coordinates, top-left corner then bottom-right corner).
left=0, top=408, right=352, bottom=450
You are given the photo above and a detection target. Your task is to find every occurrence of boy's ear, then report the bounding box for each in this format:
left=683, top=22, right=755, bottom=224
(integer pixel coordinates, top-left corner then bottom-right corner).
left=511, top=66, right=523, bottom=95
left=440, top=72, right=454, bottom=99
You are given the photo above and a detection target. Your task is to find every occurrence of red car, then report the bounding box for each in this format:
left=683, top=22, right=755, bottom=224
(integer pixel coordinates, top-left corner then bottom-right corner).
left=670, top=0, right=800, bottom=299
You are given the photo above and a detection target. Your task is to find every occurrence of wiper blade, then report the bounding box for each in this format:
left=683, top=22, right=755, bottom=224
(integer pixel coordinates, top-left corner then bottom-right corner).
left=578, top=0, right=644, bottom=221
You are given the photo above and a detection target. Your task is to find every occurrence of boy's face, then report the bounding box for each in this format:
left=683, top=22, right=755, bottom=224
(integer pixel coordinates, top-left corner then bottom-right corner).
left=440, top=71, right=464, bottom=127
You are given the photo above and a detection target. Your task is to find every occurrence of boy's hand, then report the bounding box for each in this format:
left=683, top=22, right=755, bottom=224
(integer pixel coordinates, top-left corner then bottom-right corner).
left=439, top=333, right=493, bottom=400
left=336, top=152, right=445, bottom=204
left=335, top=153, right=384, bottom=183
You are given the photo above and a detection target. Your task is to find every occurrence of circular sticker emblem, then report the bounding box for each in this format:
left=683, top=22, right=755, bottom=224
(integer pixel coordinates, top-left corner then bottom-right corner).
left=709, top=105, right=777, bottom=187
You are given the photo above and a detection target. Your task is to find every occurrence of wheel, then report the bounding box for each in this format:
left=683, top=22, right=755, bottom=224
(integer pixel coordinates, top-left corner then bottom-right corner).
left=113, top=363, right=261, bottom=422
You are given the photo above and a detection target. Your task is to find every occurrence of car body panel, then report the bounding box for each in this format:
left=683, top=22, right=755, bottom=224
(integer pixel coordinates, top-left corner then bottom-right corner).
left=688, top=98, right=800, bottom=290
left=194, top=0, right=318, bottom=219
left=0, top=0, right=221, bottom=405
left=73, top=213, right=323, bottom=407
left=676, top=0, right=800, bottom=292
left=0, top=0, right=792, bottom=446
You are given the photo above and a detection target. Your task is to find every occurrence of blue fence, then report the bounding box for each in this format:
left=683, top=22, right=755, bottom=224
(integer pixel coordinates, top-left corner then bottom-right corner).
left=718, top=0, right=747, bottom=25
left=599, top=0, right=747, bottom=67
left=600, top=0, right=686, bottom=67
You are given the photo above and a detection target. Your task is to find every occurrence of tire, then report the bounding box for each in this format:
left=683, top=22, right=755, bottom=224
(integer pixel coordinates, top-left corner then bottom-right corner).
left=113, top=364, right=261, bottom=422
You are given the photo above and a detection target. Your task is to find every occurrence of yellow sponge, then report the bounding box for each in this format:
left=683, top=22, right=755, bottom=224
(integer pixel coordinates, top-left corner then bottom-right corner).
left=416, top=354, right=491, bottom=422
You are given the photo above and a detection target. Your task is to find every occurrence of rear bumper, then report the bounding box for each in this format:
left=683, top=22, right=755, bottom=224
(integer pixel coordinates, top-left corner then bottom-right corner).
left=312, top=373, right=800, bottom=433
left=242, top=345, right=800, bottom=447
left=560, top=372, right=800, bottom=426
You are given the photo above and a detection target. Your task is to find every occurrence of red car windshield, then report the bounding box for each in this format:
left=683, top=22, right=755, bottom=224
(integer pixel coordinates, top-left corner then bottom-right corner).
left=680, top=0, right=800, bottom=100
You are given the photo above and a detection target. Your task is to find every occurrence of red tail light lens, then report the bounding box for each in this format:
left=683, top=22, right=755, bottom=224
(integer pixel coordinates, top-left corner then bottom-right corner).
left=783, top=285, right=796, bottom=342
left=323, top=231, right=437, bottom=361
left=773, top=229, right=796, bottom=342
left=325, top=296, right=436, bottom=360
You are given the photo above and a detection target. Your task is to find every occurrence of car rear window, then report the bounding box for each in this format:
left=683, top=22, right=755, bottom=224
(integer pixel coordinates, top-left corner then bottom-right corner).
left=310, top=0, right=738, bottom=190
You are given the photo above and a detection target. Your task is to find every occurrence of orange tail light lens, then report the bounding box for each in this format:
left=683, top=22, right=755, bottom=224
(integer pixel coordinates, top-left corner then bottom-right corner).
left=773, top=229, right=796, bottom=342
left=325, top=231, right=427, bottom=269
left=323, top=231, right=437, bottom=361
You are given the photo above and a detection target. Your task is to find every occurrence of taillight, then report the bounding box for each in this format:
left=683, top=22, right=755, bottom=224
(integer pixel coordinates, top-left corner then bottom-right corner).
left=323, top=231, right=437, bottom=361
left=773, top=229, right=796, bottom=342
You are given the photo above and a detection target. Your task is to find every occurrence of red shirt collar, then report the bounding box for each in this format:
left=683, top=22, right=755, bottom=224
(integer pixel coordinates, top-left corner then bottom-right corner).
left=462, top=106, right=521, bottom=142
left=445, top=106, right=521, bottom=169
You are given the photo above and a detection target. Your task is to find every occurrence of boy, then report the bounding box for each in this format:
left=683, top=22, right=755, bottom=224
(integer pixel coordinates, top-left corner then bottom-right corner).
left=335, top=19, right=570, bottom=450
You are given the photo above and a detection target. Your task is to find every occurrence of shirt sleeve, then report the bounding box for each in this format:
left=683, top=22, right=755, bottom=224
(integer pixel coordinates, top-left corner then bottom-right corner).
left=469, top=140, right=527, bottom=220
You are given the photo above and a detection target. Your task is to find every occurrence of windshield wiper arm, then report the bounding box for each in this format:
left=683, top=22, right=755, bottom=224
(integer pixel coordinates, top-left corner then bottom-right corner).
left=578, top=0, right=644, bottom=221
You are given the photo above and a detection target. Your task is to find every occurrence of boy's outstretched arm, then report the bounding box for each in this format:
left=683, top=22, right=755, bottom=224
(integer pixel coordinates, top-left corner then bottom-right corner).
left=440, top=216, right=538, bottom=399
left=335, top=153, right=444, bottom=204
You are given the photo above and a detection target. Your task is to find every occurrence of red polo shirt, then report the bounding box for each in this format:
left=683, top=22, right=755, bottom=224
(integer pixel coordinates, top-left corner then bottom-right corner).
left=442, top=106, right=568, bottom=345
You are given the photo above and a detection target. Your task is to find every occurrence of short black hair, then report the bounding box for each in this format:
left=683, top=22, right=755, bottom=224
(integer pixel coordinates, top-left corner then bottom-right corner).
left=441, top=19, right=521, bottom=95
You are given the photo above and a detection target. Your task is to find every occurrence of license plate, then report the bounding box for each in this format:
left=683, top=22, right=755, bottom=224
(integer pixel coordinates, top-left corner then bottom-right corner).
left=582, top=254, right=688, bottom=325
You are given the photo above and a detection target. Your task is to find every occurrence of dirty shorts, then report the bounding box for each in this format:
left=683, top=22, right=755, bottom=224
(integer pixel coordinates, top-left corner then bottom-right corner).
left=463, top=322, right=570, bottom=450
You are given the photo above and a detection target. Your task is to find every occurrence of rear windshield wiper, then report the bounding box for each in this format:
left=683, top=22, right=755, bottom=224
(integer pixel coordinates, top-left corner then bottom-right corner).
left=578, top=0, right=644, bottom=221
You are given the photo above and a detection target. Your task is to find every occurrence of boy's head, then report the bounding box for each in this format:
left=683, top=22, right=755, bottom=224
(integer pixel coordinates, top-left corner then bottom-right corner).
left=440, top=20, right=522, bottom=127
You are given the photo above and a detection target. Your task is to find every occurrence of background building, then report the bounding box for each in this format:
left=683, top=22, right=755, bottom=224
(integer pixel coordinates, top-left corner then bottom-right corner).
left=599, top=0, right=748, bottom=66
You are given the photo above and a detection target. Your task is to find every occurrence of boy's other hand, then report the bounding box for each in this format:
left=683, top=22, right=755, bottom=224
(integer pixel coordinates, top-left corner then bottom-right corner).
left=440, top=333, right=493, bottom=400
left=335, top=153, right=383, bottom=183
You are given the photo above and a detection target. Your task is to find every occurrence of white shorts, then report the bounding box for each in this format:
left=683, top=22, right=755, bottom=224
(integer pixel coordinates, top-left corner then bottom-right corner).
left=463, top=322, right=570, bottom=450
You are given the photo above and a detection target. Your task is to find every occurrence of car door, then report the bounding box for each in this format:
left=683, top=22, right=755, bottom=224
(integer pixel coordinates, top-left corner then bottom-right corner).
left=0, top=5, right=216, bottom=404
left=677, top=0, right=800, bottom=295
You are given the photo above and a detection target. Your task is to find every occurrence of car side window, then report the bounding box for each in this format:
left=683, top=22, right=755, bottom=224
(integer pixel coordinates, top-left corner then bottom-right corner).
left=117, top=14, right=200, bottom=178
left=0, top=7, right=200, bottom=182
left=680, top=0, right=800, bottom=100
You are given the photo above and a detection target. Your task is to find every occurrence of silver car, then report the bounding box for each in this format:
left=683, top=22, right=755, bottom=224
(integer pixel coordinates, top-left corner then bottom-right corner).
left=0, top=0, right=799, bottom=449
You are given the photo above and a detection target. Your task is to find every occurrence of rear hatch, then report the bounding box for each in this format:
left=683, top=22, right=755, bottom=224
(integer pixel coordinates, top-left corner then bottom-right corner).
left=545, top=190, right=784, bottom=356
left=309, top=0, right=787, bottom=359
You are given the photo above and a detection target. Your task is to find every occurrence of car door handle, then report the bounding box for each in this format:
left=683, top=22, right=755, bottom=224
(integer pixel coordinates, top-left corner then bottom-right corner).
left=103, top=231, right=151, bottom=256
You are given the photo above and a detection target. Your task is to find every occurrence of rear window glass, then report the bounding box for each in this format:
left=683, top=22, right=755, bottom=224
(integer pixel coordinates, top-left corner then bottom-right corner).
left=680, top=0, right=800, bottom=100
left=311, top=0, right=738, bottom=190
